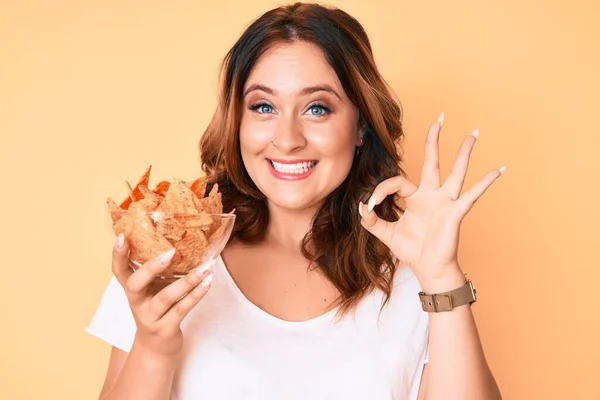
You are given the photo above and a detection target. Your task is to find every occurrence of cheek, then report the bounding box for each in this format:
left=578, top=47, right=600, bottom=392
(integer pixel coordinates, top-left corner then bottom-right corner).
left=239, top=118, right=273, bottom=156
left=308, top=122, right=357, bottom=158
left=310, top=135, right=355, bottom=156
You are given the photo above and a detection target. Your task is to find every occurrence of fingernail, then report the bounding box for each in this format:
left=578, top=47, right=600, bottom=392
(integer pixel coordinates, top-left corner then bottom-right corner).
left=195, top=260, right=215, bottom=277
left=159, top=248, right=176, bottom=264
left=437, top=112, right=445, bottom=126
left=367, top=197, right=376, bottom=213
left=201, top=273, right=214, bottom=287
left=471, top=128, right=480, bottom=139
left=115, top=233, right=125, bottom=250
left=358, top=202, right=364, bottom=217
left=499, top=165, right=507, bottom=174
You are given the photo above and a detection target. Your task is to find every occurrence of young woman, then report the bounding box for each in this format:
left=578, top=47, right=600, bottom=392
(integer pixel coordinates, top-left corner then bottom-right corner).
left=87, top=3, right=503, bottom=399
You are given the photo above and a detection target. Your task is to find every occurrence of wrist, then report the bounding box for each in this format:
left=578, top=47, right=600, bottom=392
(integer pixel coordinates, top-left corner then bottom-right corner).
left=416, top=263, right=467, bottom=293
left=131, top=337, right=182, bottom=367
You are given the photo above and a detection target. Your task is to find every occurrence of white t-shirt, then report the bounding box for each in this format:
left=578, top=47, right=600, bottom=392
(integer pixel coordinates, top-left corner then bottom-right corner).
left=86, top=255, right=430, bottom=400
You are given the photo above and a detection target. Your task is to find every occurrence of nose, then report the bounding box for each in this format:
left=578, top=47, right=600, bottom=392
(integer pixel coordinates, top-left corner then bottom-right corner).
left=271, top=115, right=306, bottom=153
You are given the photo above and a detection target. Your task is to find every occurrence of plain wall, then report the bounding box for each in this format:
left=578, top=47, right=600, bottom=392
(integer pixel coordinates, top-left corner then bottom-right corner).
left=1, top=0, right=598, bottom=398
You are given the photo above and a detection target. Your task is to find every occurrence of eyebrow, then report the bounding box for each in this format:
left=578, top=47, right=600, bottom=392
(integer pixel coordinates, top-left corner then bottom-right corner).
left=243, top=84, right=342, bottom=100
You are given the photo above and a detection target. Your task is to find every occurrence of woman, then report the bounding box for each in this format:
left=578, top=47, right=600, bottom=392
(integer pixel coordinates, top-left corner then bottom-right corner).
left=87, top=3, right=503, bottom=399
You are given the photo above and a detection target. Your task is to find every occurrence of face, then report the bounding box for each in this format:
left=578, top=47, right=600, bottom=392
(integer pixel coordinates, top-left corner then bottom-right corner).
left=239, top=41, right=362, bottom=211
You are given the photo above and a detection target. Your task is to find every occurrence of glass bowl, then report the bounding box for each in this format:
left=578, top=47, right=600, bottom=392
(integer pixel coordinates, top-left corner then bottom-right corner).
left=108, top=209, right=235, bottom=282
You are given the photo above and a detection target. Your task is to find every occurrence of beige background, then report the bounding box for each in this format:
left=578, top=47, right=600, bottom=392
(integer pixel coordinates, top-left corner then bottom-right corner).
left=1, top=0, right=598, bottom=399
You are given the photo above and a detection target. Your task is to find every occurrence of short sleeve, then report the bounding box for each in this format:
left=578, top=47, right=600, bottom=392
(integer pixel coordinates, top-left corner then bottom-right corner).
left=85, top=275, right=137, bottom=353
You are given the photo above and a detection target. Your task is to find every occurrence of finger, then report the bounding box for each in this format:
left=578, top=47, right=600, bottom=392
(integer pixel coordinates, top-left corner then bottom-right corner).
left=366, top=175, right=418, bottom=213
left=420, top=113, right=444, bottom=188
left=457, top=166, right=506, bottom=213
left=125, top=248, right=177, bottom=303
left=150, top=260, right=215, bottom=318
left=159, top=272, right=214, bottom=327
left=443, top=129, right=479, bottom=198
left=112, top=233, right=133, bottom=286
left=359, top=202, right=395, bottom=247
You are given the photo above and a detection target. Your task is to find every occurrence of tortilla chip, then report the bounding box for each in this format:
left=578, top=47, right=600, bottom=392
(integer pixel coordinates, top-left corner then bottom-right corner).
left=129, top=197, right=159, bottom=212
left=113, top=211, right=180, bottom=265
left=157, top=179, right=198, bottom=214
left=119, top=165, right=152, bottom=209
left=152, top=180, right=170, bottom=196
left=107, top=197, right=122, bottom=223
left=193, top=184, right=223, bottom=214
left=156, top=215, right=186, bottom=242
left=139, top=185, right=162, bottom=203
left=181, top=212, right=214, bottom=229
left=188, top=176, right=208, bottom=198
left=170, top=227, right=208, bottom=274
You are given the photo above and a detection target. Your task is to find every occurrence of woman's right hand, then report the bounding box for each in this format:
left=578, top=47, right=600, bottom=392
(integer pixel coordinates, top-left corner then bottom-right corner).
left=111, top=232, right=215, bottom=358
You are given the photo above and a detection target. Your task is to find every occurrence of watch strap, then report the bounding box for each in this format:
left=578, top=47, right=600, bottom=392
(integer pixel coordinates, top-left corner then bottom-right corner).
left=418, top=279, right=477, bottom=312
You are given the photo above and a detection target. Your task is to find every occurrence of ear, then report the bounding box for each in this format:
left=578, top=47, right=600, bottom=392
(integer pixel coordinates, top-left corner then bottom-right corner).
left=356, top=112, right=366, bottom=147
left=356, top=129, right=364, bottom=147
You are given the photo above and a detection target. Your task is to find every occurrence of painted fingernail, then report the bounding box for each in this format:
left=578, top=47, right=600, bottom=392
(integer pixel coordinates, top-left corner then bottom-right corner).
left=195, top=261, right=214, bottom=277
left=367, top=197, right=376, bottom=213
left=437, top=112, right=445, bottom=126
left=471, top=128, right=480, bottom=139
left=499, top=165, right=507, bottom=174
left=358, top=202, right=364, bottom=217
left=159, top=248, right=176, bottom=264
left=200, top=273, right=214, bottom=287
left=115, top=233, right=125, bottom=250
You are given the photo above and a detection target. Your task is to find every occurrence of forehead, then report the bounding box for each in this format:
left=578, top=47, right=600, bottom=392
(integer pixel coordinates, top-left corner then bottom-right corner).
left=244, top=41, right=344, bottom=94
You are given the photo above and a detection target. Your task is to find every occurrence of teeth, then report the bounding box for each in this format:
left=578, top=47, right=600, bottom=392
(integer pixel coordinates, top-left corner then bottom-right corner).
left=271, top=161, right=317, bottom=174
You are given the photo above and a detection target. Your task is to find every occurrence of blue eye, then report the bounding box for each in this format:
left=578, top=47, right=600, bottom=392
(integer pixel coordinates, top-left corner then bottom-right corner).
left=249, top=103, right=274, bottom=114
left=307, top=104, right=331, bottom=116
left=259, top=104, right=273, bottom=113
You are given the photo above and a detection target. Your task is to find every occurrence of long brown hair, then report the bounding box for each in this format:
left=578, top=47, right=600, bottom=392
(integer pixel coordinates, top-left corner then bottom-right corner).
left=199, top=2, right=406, bottom=315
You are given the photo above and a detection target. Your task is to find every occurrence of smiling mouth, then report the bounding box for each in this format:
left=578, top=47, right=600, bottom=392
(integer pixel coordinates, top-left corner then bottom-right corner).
left=268, top=160, right=319, bottom=174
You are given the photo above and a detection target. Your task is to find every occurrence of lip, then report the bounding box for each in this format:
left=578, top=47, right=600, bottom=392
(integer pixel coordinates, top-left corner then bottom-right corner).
left=266, top=158, right=318, bottom=181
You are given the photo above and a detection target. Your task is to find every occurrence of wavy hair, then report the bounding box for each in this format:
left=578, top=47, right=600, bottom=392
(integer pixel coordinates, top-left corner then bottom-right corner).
left=199, top=2, right=406, bottom=315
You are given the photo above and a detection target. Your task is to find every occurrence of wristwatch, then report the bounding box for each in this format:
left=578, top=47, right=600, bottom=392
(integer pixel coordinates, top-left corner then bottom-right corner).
left=418, top=277, right=477, bottom=312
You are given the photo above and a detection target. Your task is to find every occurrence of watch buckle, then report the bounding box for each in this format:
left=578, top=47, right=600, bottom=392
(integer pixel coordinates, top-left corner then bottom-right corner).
left=430, top=293, right=453, bottom=312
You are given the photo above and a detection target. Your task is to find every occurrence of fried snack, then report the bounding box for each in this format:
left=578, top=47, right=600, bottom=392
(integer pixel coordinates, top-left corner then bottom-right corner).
left=107, top=166, right=234, bottom=276
left=119, top=165, right=152, bottom=209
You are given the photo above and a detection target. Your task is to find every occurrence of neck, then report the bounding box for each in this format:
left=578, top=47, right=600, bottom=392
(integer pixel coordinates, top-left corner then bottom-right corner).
left=264, top=202, right=319, bottom=253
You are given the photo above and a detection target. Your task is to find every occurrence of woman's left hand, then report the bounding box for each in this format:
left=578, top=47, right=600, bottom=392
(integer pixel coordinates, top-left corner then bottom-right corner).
left=359, top=114, right=505, bottom=290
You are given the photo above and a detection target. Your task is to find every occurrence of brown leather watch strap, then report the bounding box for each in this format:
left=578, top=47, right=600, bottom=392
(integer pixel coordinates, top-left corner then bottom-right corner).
left=418, top=279, right=477, bottom=312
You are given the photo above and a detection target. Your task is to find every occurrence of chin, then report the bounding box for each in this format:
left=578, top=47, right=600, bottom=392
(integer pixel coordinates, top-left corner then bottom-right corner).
left=265, top=190, right=326, bottom=212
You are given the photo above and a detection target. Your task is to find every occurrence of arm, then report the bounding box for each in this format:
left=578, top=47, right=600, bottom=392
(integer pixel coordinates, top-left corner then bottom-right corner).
left=416, top=265, right=501, bottom=400
left=96, top=234, right=215, bottom=399
left=359, top=116, right=505, bottom=400
left=99, top=344, right=178, bottom=400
